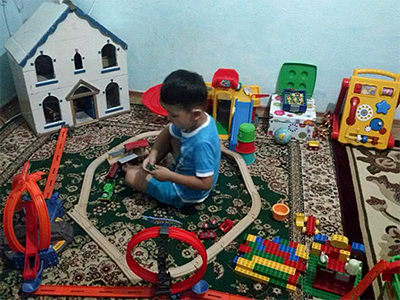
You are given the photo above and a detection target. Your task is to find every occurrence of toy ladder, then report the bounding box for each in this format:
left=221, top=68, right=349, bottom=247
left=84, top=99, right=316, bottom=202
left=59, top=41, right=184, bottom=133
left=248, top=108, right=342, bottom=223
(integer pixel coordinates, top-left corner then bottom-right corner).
left=43, top=127, right=68, bottom=199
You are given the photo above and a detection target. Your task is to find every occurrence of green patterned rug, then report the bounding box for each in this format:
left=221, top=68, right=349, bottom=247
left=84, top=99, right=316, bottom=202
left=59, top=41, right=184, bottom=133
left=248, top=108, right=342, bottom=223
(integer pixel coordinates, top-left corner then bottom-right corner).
left=0, top=105, right=343, bottom=299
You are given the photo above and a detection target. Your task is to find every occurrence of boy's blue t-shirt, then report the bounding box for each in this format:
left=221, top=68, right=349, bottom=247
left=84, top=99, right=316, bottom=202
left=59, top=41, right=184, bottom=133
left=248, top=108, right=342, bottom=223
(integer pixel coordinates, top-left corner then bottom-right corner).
left=169, top=113, right=221, bottom=204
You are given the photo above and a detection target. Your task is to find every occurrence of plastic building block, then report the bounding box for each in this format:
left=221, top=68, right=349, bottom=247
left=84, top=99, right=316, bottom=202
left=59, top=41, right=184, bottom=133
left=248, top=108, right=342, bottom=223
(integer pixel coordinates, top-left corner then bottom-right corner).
left=339, top=250, right=351, bottom=262
left=246, top=234, right=256, bottom=242
left=331, top=235, right=349, bottom=250
left=234, top=235, right=308, bottom=293
left=303, top=215, right=319, bottom=236
left=351, top=242, right=365, bottom=255
left=304, top=255, right=363, bottom=299
left=314, top=233, right=328, bottom=245
left=311, top=242, right=322, bottom=256
left=295, top=213, right=305, bottom=228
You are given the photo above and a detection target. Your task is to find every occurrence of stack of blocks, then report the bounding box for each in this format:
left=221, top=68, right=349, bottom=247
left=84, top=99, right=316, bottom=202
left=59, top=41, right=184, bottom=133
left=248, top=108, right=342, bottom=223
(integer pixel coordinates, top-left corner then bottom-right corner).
left=233, top=234, right=308, bottom=293
left=304, top=233, right=365, bottom=299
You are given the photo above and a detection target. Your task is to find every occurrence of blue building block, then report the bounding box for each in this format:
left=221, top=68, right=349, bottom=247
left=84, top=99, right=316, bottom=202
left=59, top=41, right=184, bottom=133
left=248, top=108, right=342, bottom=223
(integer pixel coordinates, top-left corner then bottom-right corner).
left=313, top=233, right=328, bottom=245
left=273, top=236, right=282, bottom=244
left=351, top=242, right=365, bottom=255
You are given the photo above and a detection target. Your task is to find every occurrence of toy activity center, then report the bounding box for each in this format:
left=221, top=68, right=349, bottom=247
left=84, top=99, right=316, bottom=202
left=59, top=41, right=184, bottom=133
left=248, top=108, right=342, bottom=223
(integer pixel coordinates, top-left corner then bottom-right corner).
left=1, top=1, right=400, bottom=299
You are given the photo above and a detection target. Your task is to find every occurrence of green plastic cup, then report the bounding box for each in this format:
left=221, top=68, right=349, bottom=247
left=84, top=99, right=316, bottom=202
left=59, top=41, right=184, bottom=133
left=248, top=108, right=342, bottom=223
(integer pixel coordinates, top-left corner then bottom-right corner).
left=237, top=123, right=255, bottom=143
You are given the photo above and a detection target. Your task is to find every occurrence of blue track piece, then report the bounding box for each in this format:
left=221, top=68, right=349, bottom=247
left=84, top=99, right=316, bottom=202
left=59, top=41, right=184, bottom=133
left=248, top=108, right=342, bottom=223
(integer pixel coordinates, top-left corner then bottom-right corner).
left=142, top=215, right=182, bottom=227
left=46, top=192, right=65, bottom=222
left=228, top=99, right=254, bottom=150
left=21, top=260, right=44, bottom=293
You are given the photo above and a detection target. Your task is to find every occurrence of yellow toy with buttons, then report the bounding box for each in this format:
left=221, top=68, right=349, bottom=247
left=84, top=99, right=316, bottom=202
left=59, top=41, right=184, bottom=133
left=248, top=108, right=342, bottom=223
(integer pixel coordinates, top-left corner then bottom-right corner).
left=332, top=68, right=400, bottom=150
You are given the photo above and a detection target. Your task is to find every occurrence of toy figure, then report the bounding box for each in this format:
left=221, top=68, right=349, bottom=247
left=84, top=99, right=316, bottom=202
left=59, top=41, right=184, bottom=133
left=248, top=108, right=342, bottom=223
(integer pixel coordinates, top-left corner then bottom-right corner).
left=123, top=70, right=221, bottom=209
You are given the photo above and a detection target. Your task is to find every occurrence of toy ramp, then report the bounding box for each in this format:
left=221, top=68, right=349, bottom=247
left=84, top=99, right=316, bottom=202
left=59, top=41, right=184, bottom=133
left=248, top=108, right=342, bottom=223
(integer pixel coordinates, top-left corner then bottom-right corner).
left=229, top=100, right=253, bottom=150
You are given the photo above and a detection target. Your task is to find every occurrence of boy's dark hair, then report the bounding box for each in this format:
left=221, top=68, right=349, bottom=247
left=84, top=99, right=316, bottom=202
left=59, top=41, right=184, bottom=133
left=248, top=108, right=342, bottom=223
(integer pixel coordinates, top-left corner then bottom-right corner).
left=160, top=69, right=207, bottom=111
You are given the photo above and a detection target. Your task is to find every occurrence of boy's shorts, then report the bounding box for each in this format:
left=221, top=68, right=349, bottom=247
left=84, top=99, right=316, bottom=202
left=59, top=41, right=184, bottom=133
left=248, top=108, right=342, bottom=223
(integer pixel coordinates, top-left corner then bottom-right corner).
left=146, top=177, right=184, bottom=208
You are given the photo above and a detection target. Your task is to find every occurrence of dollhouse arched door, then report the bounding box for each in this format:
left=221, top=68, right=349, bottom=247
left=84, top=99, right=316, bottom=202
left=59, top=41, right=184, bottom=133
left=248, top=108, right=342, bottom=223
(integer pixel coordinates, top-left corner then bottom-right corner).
left=66, top=80, right=100, bottom=126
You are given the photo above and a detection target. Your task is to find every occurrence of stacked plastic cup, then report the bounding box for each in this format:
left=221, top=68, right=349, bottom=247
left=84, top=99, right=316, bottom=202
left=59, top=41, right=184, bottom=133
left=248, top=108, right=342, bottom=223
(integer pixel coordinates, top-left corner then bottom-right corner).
left=235, top=123, right=256, bottom=165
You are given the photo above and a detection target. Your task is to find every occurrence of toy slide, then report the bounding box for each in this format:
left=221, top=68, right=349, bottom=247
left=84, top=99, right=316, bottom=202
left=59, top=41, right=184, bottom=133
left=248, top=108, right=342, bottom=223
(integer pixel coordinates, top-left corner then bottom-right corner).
left=228, top=100, right=254, bottom=150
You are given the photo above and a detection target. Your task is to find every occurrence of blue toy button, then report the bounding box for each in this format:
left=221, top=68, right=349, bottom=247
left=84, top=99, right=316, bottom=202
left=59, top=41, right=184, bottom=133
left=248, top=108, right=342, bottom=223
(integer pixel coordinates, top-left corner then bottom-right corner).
left=361, top=135, right=368, bottom=143
left=376, top=100, right=390, bottom=114
left=370, top=118, right=384, bottom=131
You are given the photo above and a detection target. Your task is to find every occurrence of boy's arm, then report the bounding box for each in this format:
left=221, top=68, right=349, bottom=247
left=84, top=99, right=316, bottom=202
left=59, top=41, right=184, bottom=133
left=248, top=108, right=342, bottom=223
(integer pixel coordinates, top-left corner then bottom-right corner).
left=149, top=166, right=213, bottom=190
left=146, top=125, right=173, bottom=164
left=169, top=172, right=213, bottom=190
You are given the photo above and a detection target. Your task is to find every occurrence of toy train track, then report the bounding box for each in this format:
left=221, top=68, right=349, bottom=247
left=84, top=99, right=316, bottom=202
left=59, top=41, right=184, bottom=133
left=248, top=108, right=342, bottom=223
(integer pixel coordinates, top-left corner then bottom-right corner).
left=67, top=131, right=261, bottom=284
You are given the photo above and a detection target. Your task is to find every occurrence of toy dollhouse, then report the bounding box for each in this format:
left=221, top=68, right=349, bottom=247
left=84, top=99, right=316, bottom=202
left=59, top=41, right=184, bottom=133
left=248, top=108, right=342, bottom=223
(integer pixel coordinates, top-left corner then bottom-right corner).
left=4, top=1, right=130, bottom=135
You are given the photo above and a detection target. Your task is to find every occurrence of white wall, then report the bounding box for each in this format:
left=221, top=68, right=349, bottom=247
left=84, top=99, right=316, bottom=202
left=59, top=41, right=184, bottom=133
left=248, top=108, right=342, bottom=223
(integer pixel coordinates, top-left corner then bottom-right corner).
left=1, top=0, right=400, bottom=119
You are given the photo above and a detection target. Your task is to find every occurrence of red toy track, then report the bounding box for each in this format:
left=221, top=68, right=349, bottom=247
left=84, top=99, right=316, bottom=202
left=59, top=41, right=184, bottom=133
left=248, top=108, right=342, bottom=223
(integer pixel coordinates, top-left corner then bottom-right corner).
left=126, top=226, right=207, bottom=294
left=3, top=162, right=51, bottom=253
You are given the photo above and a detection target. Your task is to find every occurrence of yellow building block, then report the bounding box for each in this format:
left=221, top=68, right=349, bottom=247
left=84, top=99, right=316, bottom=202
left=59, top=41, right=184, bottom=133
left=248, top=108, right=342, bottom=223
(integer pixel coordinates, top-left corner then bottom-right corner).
left=295, top=213, right=305, bottom=228
left=235, top=265, right=270, bottom=284
left=331, top=234, right=349, bottom=249
left=236, top=257, right=255, bottom=270
left=286, top=283, right=297, bottom=293
left=296, top=250, right=309, bottom=260
left=253, top=255, right=296, bottom=275
left=311, top=242, right=322, bottom=255
left=339, top=249, right=351, bottom=262
left=246, top=234, right=256, bottom=242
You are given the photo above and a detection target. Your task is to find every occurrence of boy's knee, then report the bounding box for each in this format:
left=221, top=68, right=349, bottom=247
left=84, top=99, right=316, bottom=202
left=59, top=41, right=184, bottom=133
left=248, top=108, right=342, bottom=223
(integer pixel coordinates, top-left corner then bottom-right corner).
left=124, top=167, right=150, bottom=192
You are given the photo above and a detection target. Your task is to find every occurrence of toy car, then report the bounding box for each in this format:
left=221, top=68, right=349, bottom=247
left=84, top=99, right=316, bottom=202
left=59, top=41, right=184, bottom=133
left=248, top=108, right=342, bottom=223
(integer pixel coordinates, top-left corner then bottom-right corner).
left=199, top=231, right=216, bottom=240
left=302, top=215, right=320, bottom=236
left=219, top=219, right=233, bottom=233
left=100, top=182, right=116, bottom=201
left=307, top=140, right=320, bottom=151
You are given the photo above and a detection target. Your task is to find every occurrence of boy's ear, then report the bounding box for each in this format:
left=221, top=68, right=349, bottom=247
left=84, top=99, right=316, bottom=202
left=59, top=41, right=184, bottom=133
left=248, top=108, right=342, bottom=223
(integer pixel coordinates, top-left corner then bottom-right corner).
left=191, top=108, right=202, bottom=120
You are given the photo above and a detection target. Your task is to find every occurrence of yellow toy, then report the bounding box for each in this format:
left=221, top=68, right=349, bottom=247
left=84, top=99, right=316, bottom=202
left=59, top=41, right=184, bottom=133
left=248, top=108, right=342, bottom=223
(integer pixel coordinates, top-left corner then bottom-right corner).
left=332, top=68, right=400, bottom=150
left=206, top=68, right=268, bottom=140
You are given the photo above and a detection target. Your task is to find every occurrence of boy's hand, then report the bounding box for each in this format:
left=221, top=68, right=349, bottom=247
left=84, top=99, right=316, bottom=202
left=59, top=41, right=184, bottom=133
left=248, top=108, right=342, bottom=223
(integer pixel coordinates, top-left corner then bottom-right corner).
left=142, top=154, right=156, bottom=172
left=148, top=165, right=172, bottom=182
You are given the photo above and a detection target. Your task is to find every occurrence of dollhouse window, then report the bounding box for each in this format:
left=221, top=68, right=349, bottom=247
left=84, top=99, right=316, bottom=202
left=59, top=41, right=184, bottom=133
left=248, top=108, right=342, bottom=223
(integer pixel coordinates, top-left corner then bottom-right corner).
left=74, top=52, right=83, bottom=70
left=101, top=44, right=117, bottom=68
left=43, top=96, right=61, bottom=124
left=106, top=82, right=120, bottom=108
left=35, top=55, right=55, bottom=82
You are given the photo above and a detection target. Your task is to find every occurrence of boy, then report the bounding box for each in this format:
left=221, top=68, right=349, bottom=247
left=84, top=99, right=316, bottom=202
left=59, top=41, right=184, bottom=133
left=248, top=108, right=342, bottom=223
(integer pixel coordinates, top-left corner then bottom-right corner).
left=123, top=69, right=221, bottom=209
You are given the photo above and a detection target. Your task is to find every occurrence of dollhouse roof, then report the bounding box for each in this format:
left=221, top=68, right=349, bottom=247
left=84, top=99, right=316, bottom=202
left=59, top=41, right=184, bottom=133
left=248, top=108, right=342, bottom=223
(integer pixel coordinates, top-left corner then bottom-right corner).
left=5, top=2, right=128, bottom=68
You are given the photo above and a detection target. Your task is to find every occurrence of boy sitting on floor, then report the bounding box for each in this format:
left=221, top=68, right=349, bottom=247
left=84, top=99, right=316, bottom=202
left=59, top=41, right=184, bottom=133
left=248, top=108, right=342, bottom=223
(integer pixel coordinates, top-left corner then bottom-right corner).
left=123, top=69, right=221, bottom=209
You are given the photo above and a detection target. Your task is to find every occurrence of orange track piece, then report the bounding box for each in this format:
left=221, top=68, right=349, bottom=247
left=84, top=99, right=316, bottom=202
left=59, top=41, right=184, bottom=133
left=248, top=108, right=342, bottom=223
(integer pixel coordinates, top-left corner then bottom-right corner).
left=3, top=169, right=50, bottom=252
left=33, top=285, right=252, bottom=299
left=44, top=127, right=68, bottom=199
left=341, top=259, right=388, bottom=300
